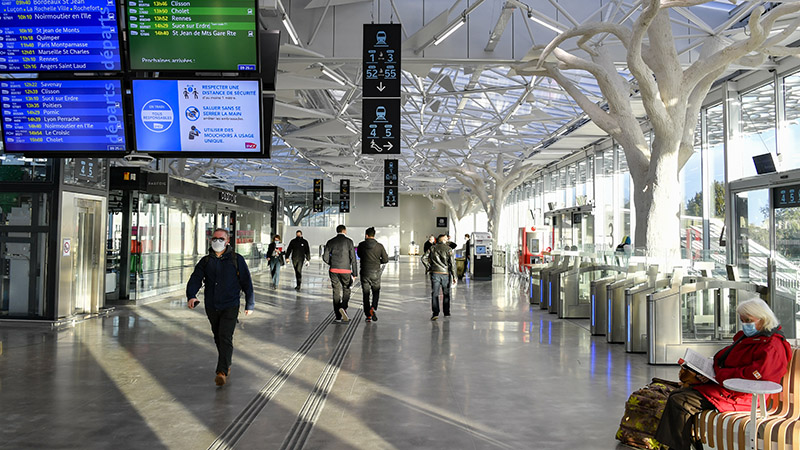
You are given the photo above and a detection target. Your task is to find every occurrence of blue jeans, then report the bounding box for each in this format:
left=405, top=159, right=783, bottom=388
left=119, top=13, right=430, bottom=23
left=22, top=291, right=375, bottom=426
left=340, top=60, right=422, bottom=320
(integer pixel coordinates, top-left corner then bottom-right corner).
left=269, top=258, right=281, bottom=286
left=430, top=273, right=451, bottom=316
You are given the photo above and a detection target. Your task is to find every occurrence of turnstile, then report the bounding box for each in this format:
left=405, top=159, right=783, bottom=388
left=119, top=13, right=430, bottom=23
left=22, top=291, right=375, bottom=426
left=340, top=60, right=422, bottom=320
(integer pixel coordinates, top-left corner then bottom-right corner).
left=528, top=263, right=548, bottom=305
left=561, top=259, right=623, bottom=319
left=606, top=266, right=647, bottom=343
left=624, top=266, right=672, bottom=353
left=538, top=256, right=561, bottom=310
left=548, top=255, right=576, bottom=315
left=648, top=277, right=761, bottom=364
left=590, top=272, right=625, bottom=335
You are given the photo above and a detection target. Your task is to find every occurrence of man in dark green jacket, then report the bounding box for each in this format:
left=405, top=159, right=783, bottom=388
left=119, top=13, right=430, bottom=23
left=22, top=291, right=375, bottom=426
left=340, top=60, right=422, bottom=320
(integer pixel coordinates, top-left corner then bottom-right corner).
left=187, top=228, right=254, bottom=387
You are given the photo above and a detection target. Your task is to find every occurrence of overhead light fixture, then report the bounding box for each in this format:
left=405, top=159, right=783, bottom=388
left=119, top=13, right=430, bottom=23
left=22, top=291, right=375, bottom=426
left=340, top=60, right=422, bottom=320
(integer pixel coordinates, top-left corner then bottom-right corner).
left=527, top=12, right=564, bottom=34
left=433, top=15, right=466, bottom=45
left=282, top=14, right=301, bottom=46
left=344, top=123, right=358, bottom=134
left=321, top=67, right=347, bottom=86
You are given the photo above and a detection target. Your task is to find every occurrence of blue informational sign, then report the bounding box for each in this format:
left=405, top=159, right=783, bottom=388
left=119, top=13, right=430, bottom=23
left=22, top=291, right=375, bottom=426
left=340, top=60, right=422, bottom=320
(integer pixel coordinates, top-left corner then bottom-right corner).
left=0, top=0, right=122, bottom=72
left=0, top=79, right=125, bottom=152
left=773, top=184, right=800, bottom=209
left=132, top=79, right=262, bottom=154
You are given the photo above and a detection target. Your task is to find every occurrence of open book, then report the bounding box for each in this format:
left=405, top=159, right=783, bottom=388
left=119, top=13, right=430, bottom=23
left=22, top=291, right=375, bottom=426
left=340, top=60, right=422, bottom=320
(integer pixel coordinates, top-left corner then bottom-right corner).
left=678, top=348, right=718, bottom=384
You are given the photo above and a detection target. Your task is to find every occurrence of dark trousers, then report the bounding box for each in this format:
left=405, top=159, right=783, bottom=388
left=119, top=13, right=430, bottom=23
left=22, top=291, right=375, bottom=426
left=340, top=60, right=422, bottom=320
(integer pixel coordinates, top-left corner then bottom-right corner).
left=430, top=273, right=451, bottom=316
left=361, top=271, right=381, bottom=315
left=329, top=272, right=352, bottom=319
left=206, top=306, right=239, bottom=375
left=655, top=387, right=714, bottom=450
left=292, top=259, right=304, bottom=286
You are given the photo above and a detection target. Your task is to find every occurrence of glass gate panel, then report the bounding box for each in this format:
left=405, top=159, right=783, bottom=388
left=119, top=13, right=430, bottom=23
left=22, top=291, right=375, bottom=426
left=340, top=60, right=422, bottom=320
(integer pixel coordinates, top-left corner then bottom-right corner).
left=734, top=189, right=770, bottom=286
left=773, top=203, right=800, bottom=337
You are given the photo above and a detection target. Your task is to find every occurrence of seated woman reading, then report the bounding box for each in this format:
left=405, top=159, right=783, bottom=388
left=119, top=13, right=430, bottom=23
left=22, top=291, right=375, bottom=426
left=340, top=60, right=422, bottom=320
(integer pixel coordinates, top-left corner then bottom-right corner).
left=655, top=298, right=792, bottom=450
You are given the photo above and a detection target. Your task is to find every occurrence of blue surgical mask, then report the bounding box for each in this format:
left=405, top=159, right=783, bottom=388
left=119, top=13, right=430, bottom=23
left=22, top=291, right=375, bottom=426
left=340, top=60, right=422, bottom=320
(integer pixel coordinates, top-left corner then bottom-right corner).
left=742, top=322, right=758, bottom=337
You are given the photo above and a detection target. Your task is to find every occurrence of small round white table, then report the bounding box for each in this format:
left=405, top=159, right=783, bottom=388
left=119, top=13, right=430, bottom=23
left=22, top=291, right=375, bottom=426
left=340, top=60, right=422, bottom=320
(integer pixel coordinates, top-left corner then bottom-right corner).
left=722, top=378, right=783, bottom=450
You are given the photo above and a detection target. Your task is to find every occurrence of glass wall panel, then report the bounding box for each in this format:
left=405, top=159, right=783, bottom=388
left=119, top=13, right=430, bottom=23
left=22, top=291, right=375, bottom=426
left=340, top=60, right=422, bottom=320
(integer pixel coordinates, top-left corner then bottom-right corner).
left=781, top=73, right=800, bottom=171
left=680, top=118, right=703, bottom=259
left=733, top=83, right=776, bottom=181
left=706, top=104, right=726, bottom=251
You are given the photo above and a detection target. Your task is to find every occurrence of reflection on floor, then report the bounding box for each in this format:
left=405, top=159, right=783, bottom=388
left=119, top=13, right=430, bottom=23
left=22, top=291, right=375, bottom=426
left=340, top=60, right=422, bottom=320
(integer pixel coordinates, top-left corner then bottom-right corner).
left=0, top=257, right=676, bottom=449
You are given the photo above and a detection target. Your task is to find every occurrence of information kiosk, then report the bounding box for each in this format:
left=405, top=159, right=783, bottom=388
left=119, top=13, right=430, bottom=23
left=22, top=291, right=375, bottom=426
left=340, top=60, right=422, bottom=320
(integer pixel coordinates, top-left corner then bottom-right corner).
left=470, top=232, right=493, bottom=280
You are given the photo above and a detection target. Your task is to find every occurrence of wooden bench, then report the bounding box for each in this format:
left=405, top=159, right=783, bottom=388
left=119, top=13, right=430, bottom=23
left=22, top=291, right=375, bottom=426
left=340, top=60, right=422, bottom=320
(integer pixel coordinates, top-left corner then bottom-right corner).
left=696, top=347, right=800, bottom=450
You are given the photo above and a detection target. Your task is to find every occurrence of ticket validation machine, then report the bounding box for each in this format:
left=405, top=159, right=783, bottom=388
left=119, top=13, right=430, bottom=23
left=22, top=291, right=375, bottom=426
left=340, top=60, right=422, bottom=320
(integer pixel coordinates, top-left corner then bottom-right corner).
left=470, top=232, right=493, bottom=280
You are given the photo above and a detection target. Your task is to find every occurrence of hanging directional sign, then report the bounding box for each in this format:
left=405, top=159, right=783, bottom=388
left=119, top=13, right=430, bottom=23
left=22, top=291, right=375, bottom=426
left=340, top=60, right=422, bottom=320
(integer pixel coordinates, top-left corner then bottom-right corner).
left=363, top=24, right=401, bottom=98
left=362, top=98, right=401, bottom=155
left=313, top=179, right=324, bottom=212
left=339, top=179, right=350, bottom=213
left=384, top=159, right=398, bottom=187
left=383, top=186, right=398, bottom=208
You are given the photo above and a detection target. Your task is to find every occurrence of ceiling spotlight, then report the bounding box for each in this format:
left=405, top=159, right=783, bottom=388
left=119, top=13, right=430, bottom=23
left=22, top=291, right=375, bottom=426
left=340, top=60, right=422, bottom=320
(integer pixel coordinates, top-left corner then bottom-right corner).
left=433, top=15, right=466, bottom=46
left=282, top=14, right=301, bottom=46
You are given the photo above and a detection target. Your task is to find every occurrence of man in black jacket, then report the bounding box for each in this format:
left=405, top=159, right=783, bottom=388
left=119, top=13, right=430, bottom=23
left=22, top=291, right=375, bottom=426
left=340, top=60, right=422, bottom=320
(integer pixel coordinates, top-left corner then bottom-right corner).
left=285, top=230, right=311, bottom=291
left=323, top=224, right=358, bottom=323
left=187, top=228, right=254, bottom=387
left=421, top=234, right=457, bottom=321
left=357, top=227, right=389, bottom=322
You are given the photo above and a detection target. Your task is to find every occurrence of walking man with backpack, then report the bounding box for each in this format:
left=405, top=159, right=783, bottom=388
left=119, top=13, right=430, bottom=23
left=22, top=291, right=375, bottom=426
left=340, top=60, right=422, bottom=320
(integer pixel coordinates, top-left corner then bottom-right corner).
left=187, top=228, right=254, bottom=387
left=323, top=225, right=358, bottom=323
left=357, top=227, right=389, bottom=322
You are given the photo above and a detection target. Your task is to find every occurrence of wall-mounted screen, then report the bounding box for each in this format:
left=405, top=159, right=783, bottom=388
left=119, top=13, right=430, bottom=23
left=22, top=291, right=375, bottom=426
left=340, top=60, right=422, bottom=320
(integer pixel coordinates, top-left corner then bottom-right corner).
left=0, top=0, right=122, bottom=72
left=132, top=79, right=262, bottom=155
left=1, top=79, right=126, bottom=154
left=126, top=0, right=258, bottom=72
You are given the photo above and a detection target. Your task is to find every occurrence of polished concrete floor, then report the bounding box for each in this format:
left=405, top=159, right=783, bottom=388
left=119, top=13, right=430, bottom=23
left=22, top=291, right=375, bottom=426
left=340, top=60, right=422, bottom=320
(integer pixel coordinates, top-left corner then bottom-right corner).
left=0, top=257, right=678, bottom=449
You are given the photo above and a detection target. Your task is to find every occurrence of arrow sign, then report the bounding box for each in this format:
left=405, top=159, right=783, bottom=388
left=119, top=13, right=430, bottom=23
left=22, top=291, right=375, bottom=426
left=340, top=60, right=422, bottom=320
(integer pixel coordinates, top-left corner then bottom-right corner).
left=363, top=24, right=401, bottom=98
left=383, top=142, right=393, bottom=151
left=376, top=82, right=385, bottom=92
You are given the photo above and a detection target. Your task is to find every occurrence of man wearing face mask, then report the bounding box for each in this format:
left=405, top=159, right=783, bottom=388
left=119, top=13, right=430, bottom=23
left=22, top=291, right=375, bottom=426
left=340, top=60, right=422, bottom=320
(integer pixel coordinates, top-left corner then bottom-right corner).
left=186, top=228, right=254, bottom=387
left=655, top=298, right=791, bottom=450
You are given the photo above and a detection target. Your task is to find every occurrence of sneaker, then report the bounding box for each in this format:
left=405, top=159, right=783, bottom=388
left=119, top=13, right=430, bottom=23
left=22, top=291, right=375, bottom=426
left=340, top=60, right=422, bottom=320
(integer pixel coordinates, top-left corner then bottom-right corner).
left=431, top=315, right=438, bottom=321
left=370, top=307, right=377, bottom=322
left=295, top=285, right=301, bottom=291
left=215, top=372, right=227, bottom=387
left=365, top=316, right=372, bottom=322
left=444, top=313, right=450, bottom=317
left=339, top=308, right=350, bottom=322
left=333, top=319, right=342, bottom=323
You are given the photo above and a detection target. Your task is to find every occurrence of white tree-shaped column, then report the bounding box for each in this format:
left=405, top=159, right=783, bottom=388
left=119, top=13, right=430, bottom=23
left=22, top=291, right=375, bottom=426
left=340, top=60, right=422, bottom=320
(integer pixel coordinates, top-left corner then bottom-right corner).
left=426, top=190, right=479, bottom=239
left=440, top=154, right=538, bottom=248
left=515, top=1, right=800, bottom=256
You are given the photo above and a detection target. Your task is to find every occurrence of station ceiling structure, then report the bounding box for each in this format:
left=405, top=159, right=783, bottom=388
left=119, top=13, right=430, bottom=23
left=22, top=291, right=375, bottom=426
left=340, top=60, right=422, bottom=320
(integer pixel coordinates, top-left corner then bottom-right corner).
left=177, top=1, right=783, bottom=193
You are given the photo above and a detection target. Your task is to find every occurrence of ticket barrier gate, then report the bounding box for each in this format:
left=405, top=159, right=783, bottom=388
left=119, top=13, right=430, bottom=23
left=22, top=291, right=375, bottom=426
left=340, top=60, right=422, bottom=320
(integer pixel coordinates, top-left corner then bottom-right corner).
left=648, top=277, right=761, bottom=364
left=539, top=255, right=567, bottom=311
left=625, top=266, right=673, bottom=353
left=560, top=258, right=623, bottom=319
left=606, top=265, right=648, bottom=343
left=527, top=263, right=549, bottom=305
left=590, top=272, right=626, bottom=335
left=548, top=255, right=577, bottom=315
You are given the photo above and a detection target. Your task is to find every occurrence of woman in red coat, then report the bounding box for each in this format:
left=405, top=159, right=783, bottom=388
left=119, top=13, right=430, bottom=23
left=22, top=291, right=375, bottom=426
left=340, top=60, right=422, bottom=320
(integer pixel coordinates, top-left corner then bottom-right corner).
left=655, top=298, right=792, bottom=450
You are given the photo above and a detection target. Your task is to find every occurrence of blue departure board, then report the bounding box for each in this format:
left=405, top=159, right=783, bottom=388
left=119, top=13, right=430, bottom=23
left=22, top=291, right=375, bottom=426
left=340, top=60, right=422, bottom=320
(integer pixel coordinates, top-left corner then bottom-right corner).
left=1, top=79, right=126, bottom=153
left=0, top=0, right=122, bottom=72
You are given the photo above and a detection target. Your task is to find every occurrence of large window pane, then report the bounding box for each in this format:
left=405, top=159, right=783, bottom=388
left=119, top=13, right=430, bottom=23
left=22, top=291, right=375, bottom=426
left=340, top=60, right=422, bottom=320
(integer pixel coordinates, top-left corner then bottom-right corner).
left=706, top=104, right=726, bottom=251
left=733, top=83, right=776, bottom=180
left=781, top=73, right=800, bottom=171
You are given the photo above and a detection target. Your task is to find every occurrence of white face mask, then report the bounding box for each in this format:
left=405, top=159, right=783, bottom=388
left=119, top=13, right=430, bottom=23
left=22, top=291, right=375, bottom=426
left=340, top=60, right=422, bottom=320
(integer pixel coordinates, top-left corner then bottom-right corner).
left=211, top=240, right=227, bottom=252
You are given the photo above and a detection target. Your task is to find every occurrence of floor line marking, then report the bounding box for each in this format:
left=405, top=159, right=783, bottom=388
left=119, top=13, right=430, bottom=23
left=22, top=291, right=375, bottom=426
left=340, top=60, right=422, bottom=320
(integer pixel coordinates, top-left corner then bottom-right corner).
left=207, top=311, right=335, bottom=450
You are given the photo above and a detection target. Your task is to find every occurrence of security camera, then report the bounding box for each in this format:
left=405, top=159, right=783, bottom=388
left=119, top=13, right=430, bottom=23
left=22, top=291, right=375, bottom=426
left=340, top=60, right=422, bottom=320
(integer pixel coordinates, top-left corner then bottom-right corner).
left=122, top=153, right=155, bottom=167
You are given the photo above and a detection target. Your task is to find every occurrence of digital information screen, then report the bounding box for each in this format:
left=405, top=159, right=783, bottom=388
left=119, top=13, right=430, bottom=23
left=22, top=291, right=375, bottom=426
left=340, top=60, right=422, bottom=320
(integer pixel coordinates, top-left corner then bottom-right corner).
left=127, top=0, right=257, bottom=71
left=1, top=79, right=125, bottom=153
left=362, top=23, right=400, bottom=98
left=0, top=0, right=122, bottom=72
left=132, top=79, right=262, bottom=154
left=773, top=184, right=800, bottom=209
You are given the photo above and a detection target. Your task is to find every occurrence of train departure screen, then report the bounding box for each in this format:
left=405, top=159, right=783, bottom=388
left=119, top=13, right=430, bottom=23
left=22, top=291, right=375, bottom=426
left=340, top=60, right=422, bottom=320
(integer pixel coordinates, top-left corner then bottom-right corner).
left=127, top=0, right=257, bottom=71
left=1, top=79, right=125, bottom=152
